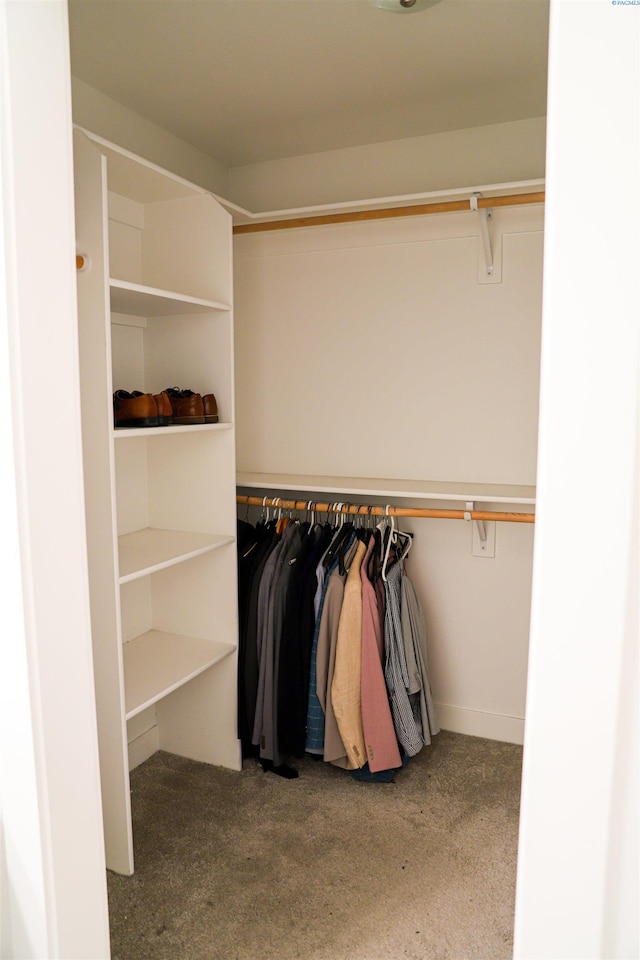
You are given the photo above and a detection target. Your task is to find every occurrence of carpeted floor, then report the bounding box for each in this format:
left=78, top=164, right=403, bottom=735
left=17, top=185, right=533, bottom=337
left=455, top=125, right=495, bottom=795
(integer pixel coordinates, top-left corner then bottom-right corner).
left=107, top=731, right=523, bottom=960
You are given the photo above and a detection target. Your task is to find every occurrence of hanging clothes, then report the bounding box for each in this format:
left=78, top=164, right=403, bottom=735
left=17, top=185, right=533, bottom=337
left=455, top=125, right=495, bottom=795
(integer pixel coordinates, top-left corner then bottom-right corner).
left=360, top=534, right=402, bottom=772
left=331, top=537, right=368, bottom=768
left=401, top=572, right=440, bottom=744
left=384, top=557, right=434, bottom=756
left=236, top=505, right=438, bottom=780
left=243, top=521, right=279, bottom=753
left=279, top=523, right=333, bottom=757
left=252, top=524, right=287, bottom=750
left=237, top=518, right=278, bottom=756
left=305, top=547, right=339, bottom=755
left=316, top=535, right=358, bottom=768
left=257, top=520, right=301, bottom=763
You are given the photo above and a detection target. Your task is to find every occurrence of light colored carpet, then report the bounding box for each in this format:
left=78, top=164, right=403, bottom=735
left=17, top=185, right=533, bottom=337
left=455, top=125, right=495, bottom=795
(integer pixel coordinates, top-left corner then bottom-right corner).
left=107, top=731, right=522, bottom=960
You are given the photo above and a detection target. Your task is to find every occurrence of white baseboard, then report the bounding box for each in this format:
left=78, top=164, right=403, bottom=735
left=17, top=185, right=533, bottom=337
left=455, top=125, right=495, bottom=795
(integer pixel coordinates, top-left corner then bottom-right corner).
left=128, top=724, right=159, bottom=771
left=434, top=702, right=524, bottom=745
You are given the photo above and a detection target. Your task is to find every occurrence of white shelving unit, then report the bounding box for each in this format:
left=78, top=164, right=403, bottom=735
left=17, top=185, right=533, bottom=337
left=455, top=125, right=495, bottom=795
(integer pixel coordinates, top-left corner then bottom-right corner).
left=74, top=129, right=241, bottom=876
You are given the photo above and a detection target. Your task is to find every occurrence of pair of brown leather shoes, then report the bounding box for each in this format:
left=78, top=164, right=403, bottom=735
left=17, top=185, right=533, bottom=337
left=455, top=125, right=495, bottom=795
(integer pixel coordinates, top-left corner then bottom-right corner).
left=164, top=387, right=219, bottom=425
left=113, top=390, right=173, bottom=428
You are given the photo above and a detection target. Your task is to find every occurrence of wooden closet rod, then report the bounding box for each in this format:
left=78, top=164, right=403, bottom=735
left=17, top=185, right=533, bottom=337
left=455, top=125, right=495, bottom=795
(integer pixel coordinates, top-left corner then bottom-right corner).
left=236, top=495, right=535, bottom=525
left=233, top=190, right=545, bottom=235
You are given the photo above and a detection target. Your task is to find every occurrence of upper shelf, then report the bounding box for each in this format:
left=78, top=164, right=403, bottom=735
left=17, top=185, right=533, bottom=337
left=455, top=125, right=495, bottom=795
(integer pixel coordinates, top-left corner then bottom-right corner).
left=236, top=472, right=536, bottom=506
left=77, top=127, right=544, bottom=231
left=110, top=279, right=230, bottom=317
left=77, top=127, right=206, bottom=204
left=217, top=178, right=546, bottom=227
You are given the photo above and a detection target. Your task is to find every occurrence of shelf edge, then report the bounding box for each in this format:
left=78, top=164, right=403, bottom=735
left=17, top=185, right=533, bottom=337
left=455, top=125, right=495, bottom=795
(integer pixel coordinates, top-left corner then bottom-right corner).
left=124, top=639, right=236, bottom=720
left=114, top=423, right=234, bottom=439
left=236, top=473, right=536, bottom=506
left=119, top=534, right=235, bottom=584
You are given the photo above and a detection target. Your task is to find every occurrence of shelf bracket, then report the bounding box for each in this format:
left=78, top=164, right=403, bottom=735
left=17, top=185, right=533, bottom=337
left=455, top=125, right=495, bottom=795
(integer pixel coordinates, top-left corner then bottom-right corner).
left=470, top=193, right=494, bottom=277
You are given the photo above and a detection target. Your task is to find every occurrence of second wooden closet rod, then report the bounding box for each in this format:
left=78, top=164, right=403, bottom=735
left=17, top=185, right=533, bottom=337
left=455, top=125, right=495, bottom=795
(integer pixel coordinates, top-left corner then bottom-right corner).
left=236, top=495, right=535, bottom=525
left=233, top=190, right=545, bottom=235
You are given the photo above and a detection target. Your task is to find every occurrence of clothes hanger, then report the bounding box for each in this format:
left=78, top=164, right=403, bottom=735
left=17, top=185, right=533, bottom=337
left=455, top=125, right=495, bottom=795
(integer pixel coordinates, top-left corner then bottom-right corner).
left=355, top=505, right=370, bottom=539
left=381, top=505, right=395, bottom=582
left=324, top=503, right=354, bottom=568
left=397, top=527, right=414, bottom=561
left=336, top=505, right=357, bottom=574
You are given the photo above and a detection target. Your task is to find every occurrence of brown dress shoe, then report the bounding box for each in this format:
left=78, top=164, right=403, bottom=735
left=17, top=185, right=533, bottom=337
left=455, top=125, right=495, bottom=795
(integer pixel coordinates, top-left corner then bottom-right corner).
left=202, top=393, right=219, bottom=423
left=164, top=388, right=205, bottom=425
left=113, top=390, right=158, bottom=428
left=153, top=391, right=173, bottom=426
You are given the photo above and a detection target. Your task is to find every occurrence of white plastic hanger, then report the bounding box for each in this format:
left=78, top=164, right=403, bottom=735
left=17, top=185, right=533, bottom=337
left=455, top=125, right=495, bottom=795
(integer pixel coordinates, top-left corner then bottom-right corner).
left=381, top=505, right=395, bottom=582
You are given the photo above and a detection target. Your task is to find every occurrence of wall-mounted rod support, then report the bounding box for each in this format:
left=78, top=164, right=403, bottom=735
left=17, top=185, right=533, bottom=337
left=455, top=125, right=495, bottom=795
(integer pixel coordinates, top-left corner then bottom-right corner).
left=465, top=501, right=488, bottom=541
left=471, top=193, right=494, bottom=276
left=237, top=494, right=535, bottom=524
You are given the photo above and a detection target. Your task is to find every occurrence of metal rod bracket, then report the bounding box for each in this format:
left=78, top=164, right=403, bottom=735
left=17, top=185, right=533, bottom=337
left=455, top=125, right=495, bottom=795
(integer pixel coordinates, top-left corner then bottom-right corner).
left=466, top=500, right=487, bottom=543
left=471, top=193, right=494, bottom=276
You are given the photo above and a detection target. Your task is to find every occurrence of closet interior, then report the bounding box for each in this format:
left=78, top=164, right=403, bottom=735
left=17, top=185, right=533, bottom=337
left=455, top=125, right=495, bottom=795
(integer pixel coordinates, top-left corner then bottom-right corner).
left=69, top=112, right=547, bottom=960
left=73, top=102, right=544, bottom=880
left=73, top=110, right=543, bottom=872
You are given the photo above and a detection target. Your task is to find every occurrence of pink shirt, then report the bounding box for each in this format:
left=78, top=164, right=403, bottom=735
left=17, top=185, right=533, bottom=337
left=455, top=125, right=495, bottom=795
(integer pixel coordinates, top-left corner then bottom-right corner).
left=360, top=535, right=402, bottom=772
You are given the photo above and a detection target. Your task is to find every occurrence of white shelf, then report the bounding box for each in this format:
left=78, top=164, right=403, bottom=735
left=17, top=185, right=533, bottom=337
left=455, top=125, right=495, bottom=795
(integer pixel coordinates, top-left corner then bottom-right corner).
left=236, top=472, right=536, bottom=506
left=123, top=630, right=235, bottom=720
left=228, top=178, right=545, bottom=226
left=118, top=528, right=234, bottom=583
left=114, top=423, right=233, bottom=439
left=110, top=279, right=230, bottom=317
left=78, top=128, right=206, bottom=204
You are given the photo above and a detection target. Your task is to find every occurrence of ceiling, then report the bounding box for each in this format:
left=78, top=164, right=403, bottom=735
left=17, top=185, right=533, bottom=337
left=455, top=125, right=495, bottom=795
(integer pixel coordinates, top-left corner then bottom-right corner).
left=68, top=0, right=549, bottom=169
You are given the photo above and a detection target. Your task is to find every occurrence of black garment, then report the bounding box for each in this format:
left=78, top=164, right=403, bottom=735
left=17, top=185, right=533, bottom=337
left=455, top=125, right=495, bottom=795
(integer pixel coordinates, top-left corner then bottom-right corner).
left=236, top=519, right=259, bottom=749
left=278, top=523, right=334, bottom=757
left=276, top=523, right=318, bottom=756
left=237, top=519, right=279, bottom=756
left=267, top=521, right=307, bottom=765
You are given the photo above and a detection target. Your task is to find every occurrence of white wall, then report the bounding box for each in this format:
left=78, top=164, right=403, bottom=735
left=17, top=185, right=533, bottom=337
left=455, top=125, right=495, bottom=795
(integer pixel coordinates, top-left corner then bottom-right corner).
left=514, top=1, right=639, bottom=957
left=234, top=202, right=544, bottom=742
left=0, top=3, right=110, bottom=957
left=72, top=77, right=229, bottom=198
left=229, top=116, right=546, bottom=212
left=234, top=207, right=543, bottom=484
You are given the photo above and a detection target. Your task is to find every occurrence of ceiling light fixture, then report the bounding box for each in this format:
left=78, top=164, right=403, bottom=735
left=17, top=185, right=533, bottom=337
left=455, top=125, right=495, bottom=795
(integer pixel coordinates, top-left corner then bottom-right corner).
left=369, top=0, right=442, bottom=13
